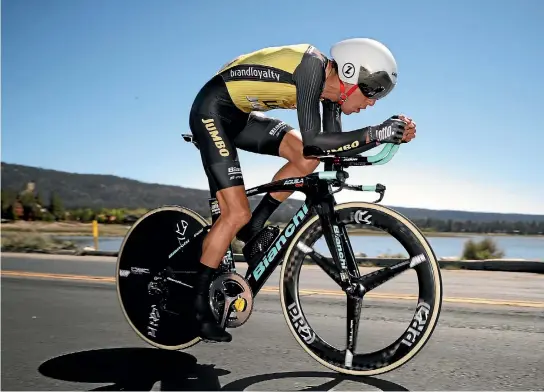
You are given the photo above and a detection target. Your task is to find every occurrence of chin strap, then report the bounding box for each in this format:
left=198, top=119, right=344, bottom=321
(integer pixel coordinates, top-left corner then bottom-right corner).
left=337, top=80, right=359, bottom=105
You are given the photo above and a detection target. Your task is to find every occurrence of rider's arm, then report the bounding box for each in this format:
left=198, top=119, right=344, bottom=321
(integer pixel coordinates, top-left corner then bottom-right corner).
left=293, top=52, right=406, bottom=156
left=292, top=51, right=375, bottom=156
left=321, top=99, right=342, bottom=134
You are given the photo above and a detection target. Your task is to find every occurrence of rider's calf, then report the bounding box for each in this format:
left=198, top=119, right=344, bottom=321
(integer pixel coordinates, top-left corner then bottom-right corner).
left=218, top=189, right=252, bottom=233
left=200, top=185, right=251, bottom=268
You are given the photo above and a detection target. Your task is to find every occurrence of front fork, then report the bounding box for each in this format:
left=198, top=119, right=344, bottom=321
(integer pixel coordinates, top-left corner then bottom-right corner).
left=315, top=193, right=361, bottom=287
left=314, top=192, right=364, bottom=364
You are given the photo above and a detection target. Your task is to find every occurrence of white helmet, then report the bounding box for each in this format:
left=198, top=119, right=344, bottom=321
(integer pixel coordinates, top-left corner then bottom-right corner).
left=330, top=38, right=398, bottom=101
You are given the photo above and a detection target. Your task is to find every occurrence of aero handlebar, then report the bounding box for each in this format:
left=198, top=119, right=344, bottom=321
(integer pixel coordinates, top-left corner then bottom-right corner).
left=366, top=143, right=400, bottom=165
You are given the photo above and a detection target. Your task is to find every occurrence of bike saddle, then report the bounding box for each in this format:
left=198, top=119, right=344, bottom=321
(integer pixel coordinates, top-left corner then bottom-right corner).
left=182, top=133, right=200, bottom=150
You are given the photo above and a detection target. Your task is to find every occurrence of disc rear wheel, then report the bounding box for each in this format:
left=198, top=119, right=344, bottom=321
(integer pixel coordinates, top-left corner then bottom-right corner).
left=116, top=205, right=208, bottom=350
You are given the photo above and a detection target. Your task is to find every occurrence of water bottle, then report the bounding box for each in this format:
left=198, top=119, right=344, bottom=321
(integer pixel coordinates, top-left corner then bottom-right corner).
left=242, top=225, right=280, bottom=267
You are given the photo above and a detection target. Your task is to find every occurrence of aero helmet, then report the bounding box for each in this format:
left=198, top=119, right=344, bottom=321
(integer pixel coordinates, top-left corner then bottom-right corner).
left=330, top=38, right=398, bottom=104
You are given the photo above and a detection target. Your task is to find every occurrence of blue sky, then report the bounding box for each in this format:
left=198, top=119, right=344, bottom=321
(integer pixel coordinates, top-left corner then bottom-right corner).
left=2, top=0, right=543, bottom=214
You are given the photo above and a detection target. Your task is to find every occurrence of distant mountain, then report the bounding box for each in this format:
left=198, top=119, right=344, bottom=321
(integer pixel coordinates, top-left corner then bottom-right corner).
left=2, top=161, right=543, bottom=223
left=0, top=162, right=303, bottom=221
left=383, top=206, right=544, bottom=223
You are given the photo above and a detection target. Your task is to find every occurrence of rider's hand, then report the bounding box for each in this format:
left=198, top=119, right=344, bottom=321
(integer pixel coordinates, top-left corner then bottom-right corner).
left=367, top=116, right=406, bottom=144
left=398, top=114, right=416, bottom=143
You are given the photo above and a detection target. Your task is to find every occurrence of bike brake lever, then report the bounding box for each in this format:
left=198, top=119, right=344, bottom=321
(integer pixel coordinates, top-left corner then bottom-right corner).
left=373, top=184, right=386, bottom=203
left=343, top=183, right=386, bottom=203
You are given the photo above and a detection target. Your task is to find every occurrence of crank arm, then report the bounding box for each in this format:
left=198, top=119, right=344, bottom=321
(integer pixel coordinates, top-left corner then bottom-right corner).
left=218, top=296, right=237, bottom=329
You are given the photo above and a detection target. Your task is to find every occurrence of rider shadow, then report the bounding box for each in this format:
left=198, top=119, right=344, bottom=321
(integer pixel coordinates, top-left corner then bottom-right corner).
left=38, top=347, right=409, bottom=391
left=37, top=347, right=229, bottom=391
left=221, top=371, right=410, bottom=391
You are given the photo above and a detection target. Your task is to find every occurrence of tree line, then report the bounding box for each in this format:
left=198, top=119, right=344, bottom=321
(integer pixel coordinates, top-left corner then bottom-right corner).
left=1, top=189, right=146, bottom=224
left=409, top=217, right=544, bottom=235
left=1, top=189, right=543, bottom=235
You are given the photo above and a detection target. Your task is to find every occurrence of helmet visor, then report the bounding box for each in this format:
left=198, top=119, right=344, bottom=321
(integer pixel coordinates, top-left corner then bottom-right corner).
left=357, top=69, right=395, bottom=100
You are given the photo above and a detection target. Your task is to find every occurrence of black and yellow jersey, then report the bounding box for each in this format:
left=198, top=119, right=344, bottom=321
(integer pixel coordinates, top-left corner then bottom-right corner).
left=212, top=43, right=375, bottom=158
left=216, top=44, right=317, bottom=113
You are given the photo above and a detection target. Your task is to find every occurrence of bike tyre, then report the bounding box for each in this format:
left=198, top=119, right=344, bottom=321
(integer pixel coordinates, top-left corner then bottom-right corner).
left=279, top=201, right=443, bottom=376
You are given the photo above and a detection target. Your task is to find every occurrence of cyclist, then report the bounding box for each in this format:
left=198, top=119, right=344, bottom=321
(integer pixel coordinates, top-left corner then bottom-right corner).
left=189, top=38, right=417, bottom=342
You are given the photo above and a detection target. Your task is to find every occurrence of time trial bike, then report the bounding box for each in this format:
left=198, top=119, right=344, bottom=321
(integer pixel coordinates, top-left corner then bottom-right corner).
left=115, top=135, right=443, bottom=376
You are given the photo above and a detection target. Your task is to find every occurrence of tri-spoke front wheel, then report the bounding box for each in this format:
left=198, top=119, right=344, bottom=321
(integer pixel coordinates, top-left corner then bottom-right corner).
left=279, top=202, right=443, bottom=376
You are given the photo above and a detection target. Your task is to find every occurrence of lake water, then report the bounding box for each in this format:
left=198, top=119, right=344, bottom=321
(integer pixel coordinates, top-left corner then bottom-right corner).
left=58, top=233, right=544, bottom=261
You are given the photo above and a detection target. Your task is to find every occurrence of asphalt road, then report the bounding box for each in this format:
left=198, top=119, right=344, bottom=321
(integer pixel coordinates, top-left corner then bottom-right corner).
left=1, top=253, right=543, bottom=391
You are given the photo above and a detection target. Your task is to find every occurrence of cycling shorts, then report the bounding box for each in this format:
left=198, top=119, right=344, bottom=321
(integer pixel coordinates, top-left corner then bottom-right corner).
left=189, top=75, right=294, bottom=194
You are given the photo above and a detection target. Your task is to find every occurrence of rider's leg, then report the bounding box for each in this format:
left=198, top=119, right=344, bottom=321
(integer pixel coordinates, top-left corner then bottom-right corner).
left=200, top=185, right=251, bottom=269
left=269, top=129, right=320, bottom=201
left=234, top=114, right=319, bottom=242
left=188, top=74, right=252, bottom=342
left=194, top=182, right=251, bottom=342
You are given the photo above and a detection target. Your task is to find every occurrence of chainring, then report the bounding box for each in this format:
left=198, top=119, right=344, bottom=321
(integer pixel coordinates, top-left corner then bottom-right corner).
left=209, top=272, right=254, bottom=328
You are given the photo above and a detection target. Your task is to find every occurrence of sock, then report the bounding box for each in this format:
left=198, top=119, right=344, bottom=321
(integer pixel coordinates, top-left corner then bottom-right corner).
left=195, top=263, right=217, bottom=294
left=237, top=193, right=282, bottom=242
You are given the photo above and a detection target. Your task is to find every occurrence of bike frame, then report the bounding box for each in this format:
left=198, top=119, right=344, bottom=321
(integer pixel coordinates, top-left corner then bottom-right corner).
left=205, top=142, right=400, bottom=298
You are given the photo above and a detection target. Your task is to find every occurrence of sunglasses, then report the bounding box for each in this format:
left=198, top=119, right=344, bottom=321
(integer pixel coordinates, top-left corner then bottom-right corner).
left=357, top=69, right=396, bottom=101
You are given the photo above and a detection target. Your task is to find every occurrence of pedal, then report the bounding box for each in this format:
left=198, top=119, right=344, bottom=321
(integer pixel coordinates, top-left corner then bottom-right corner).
left=242, top=225, right=280, bottom=266
left=233, top=297, right=247, bottom=312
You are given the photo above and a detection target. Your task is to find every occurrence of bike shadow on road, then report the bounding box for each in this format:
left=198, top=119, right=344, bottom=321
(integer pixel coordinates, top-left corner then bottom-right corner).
left=37, top=347, right=409, bottom=391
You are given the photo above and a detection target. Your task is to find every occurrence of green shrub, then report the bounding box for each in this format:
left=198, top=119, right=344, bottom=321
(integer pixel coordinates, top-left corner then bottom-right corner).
left=376, top=252, right=407, bottom=259
left=41, top=211, right=56, bottom=222
left=461, top=237, right=504, bottom=260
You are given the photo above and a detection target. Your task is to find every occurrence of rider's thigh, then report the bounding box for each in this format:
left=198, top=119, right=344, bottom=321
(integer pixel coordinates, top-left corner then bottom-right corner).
left=277, top=128, right=303, bottom=160
left=189, top=75, right=249, bottom=196
left=190, top=113, right=243, bottom=194
left=233, top=112, right=294, bottom=157
left=278, top=129, right=320, bottom=172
